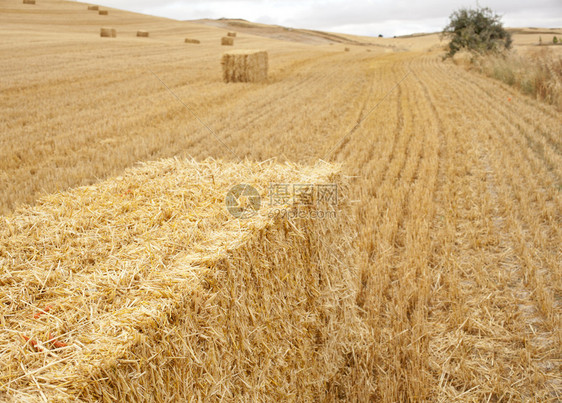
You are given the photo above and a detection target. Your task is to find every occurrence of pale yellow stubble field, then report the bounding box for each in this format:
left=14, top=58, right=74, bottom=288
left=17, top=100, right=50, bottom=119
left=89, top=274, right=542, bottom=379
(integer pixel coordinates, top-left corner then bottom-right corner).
left=1, top=0, right=561, bottom=400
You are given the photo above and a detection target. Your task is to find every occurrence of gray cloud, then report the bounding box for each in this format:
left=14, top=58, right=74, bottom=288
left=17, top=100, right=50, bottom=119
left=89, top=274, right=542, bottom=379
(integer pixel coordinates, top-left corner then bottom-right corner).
left=93, top=0, right=562, bottom=36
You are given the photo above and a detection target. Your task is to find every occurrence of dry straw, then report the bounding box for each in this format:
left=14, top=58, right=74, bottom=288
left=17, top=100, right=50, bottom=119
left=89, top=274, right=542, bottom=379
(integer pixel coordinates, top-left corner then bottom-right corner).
left=87, top=5, right=98, bottom=10
left=23, top=0, right=35, bottom=4
left=0, top=158, right=365, bottom=401
left=221, top=36, right=234, bottom=46
left=184, top=38, right=200, bottom=44
left=227, top=32, right=237, bottom=37
left=100, top=28, right=116, bottom=38
left=98, top=10, right=108, bottom=15
left=136, top=30, right=149, bottom=37
left=222, top=50, right=268, bottom=83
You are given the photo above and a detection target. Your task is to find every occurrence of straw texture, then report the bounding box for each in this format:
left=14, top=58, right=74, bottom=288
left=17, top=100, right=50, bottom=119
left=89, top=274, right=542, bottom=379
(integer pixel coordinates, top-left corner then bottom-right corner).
left=222, top=50, right=268, bottom=83
left=0, top=158, right=364, bottom=401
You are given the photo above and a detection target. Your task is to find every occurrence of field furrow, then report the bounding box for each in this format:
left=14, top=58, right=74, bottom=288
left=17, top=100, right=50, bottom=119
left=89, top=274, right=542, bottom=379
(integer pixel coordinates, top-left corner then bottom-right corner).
left=415, top=55, right=561, bottom=400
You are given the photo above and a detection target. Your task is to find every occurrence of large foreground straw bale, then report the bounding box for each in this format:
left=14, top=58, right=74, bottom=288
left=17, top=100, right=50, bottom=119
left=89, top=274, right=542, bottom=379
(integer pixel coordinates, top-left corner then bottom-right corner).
left=100, top=27, right=116, bottom=38
left=0, top=158, right=364, bottom=401
left=221, top=36, right=234, bottom=46
left=222, top=49, right=268, bottom=83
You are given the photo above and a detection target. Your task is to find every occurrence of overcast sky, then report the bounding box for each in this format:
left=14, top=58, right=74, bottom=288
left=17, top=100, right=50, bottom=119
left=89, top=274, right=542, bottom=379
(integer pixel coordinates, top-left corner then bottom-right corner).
left=91, top=0, right=562, bottom=37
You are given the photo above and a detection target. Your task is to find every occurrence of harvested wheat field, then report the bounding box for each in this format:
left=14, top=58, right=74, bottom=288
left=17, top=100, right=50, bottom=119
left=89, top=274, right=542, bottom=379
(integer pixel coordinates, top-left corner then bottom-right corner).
left=0, top=0, right=560, bottom=401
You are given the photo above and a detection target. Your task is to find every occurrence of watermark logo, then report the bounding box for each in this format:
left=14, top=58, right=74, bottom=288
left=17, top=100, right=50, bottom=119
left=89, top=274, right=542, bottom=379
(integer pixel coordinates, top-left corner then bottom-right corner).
left=225, top=184, right=261, bottom=219
left=226, top=183, right=339, bottom=219
left=269, top=183, right=338, bottom=206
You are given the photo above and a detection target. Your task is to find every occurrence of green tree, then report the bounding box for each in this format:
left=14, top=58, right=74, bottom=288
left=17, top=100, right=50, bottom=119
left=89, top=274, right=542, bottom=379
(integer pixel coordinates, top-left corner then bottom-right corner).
left=554, top=36, right=559, bottom=44
left=442, top=7, right=512, bottom=57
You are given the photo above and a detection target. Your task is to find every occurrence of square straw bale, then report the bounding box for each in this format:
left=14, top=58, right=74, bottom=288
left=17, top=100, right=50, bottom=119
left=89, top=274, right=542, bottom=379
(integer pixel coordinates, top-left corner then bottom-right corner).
left=221, top=36, right=234, bottom=46
left=222, top=49, right=268, bottom=83
left=0, top=158, right=365, bottom=401
left=100, top=27, right=116, bottom=37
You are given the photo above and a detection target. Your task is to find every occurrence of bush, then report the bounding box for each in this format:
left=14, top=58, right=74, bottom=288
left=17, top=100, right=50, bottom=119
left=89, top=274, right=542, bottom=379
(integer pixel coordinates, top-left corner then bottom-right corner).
left=442, top=7, right=512, bottom=57
left=470, top=48, right=562, bottom=109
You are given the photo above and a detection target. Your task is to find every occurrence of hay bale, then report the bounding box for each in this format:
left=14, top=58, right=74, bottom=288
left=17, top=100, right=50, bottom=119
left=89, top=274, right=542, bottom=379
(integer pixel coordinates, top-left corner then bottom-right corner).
left=23, top=0, right=35, bottom=4
left=366, top=49, right=372, bottom=52
left=0, top=158, right=363, bottom=401
left=98, top=9, right=108, bottom=15
left=87, top=5, right=98, bottom=10
left=227, top=31, right=237, bottom=37
left=100, top=27, right=116, bottom=38
left=222, top=49, right=268, bottom=83
left=345, top=47, right=350, bottom=52
left=136, top=30, right=149, bottom=37
left=221, top=36, right=234, bottom=46
left=184, top=38, right=200, bottom=44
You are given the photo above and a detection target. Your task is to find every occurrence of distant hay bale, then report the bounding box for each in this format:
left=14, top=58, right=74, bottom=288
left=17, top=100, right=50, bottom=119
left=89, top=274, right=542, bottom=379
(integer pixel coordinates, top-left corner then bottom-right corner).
left=87, top=5, right=98, bottom=10
left=345, top=47, right=350, bottom=52
left=136, top=30, right=149, bottom=37
left=184, top=38, right=200, bottom=44
left=23, top=0, right=35, bottom=4
left=222, top=49, right=268, bottom=83
left=227, top=32, right=237, bottom=37
left=0, top=158, right=364, bottom=401
left=366, top=49, right=372, bottom=52
left=221, top=36, right=234, bottom=46
left=98, top=10, right=108, bottom=15
left=100, top=27, right=116, bottom=38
